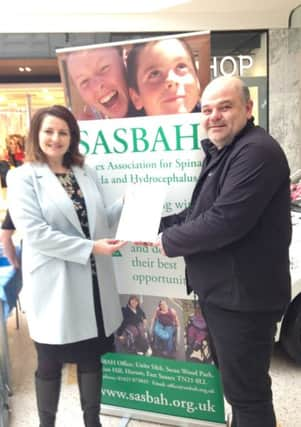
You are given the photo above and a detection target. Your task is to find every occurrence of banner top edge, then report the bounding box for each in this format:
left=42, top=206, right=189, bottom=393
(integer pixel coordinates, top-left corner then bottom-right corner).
left=55, top=30, right=210, bottom=54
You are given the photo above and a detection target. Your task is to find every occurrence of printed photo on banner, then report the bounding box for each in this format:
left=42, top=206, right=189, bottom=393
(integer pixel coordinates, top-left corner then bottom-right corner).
left=57, top=32, right=211, bottom=121
left=115, top=295, right=185, bottom=361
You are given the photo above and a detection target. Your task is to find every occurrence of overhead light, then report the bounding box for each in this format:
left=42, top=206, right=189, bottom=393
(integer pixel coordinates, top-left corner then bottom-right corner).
left=18, top=66, right=32, bottom=72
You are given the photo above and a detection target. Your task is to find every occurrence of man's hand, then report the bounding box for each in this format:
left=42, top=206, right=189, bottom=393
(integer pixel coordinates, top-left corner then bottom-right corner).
left=153, top=233, right=166, bottom=256
left=134, top=234, right=166, bottom=256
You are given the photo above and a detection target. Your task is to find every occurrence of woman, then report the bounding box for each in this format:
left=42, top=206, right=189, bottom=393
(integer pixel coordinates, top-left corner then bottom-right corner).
left=150, top=300, right=179, bottom=357
left=66, top=46, right=138, bottom=120
left=0, top=149, right=10, bottom=188
left=6, top=105, right=126, bottom=427
left=116, top=295, right=149, bottom=354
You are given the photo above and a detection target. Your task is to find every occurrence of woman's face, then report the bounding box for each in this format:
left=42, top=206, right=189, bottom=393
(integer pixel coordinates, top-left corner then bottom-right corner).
left=129, top=298, right=138, bottom=308
left=159, top=300, right=168, bottom=311
left=68, top=48, right=129, bottom=119
left=38, top=115, right=71, bottom=164
left=130, top=39, right=200, bottom=116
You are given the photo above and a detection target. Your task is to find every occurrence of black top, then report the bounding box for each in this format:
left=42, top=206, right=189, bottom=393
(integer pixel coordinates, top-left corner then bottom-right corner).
left=161, top=120, right=291, bottom=313
left=117, top=305, right=146, bottom=336
left=1, top=210, right=15, bottom=230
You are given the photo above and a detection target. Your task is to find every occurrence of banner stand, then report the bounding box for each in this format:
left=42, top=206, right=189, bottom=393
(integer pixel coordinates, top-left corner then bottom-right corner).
left=101, top=405, right=227, bottom=427
left=117, top=416, right=130, bottom=427
left=57, top=31, right=226, bottom=427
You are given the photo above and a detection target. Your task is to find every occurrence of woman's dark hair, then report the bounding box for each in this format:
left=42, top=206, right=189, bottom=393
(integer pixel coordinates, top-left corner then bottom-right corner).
left=126, top=38, right=199, bottom=93
left=128, top=295, right=140, bottom=306
left=25, top=105, right=84, bottom=167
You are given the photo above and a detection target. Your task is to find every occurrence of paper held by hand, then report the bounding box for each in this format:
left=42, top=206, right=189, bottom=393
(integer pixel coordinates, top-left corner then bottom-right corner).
left=115, top=184, right=167, bottom=243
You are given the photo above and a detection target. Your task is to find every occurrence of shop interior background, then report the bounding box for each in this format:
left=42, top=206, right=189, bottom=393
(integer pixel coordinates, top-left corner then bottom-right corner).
left=0, top=30, right=268, bottom=159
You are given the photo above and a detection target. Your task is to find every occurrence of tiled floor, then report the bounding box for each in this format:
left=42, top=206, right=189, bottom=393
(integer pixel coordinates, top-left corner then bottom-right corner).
left=5, top=308, right=301, bottom=427
left=6, top=311, right=221, bottom=427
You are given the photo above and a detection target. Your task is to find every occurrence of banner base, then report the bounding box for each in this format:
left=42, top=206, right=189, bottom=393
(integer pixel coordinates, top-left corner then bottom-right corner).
left=101, top=404, right=227, bottom=427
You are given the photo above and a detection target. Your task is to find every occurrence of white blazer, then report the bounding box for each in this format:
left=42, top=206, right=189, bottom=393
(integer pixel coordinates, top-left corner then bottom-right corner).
left=7, top=162, right=123, bottom=344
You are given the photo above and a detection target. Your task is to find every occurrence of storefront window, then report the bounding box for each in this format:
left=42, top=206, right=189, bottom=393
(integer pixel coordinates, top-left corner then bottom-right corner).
left=0, top=83, right=65, bottom=155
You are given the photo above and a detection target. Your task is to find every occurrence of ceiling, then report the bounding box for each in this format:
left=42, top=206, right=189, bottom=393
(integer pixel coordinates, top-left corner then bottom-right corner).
left=1, top=0, right=300, bottom=17
left=0, top=58, right=60, bottom=82
left=0, top=0, right=300, bottom=31
left=0, top=58, right=64, bottom=111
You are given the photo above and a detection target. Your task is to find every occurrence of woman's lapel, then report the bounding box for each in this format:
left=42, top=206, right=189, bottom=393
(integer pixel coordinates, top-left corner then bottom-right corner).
left=72, top=165, right=97, bottom=238
left=32, top=163, right=84, bottom=235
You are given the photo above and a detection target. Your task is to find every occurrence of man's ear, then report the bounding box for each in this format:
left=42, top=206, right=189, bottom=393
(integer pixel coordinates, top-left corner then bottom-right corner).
left=246, top=99, right=254, bottom=119
left=129, top=88, right=144, bottom=110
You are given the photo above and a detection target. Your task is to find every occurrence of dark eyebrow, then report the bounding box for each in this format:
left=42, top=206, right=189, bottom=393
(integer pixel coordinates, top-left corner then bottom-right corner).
left=220, top=100, right=232, bottom=104
left=202, top=100, right=233, bottom=108
left=42, top=127, right=69, bottom=132
left=201, top=104, right=210, bottom=110
left=142, top=55, right=190, bottom=73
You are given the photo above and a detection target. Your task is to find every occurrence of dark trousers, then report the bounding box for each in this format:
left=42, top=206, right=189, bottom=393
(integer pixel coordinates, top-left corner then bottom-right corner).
left=35, top=350, right=101, bottom=380
left=35, top=351, right=102, bottom=427
left=200, top=301, right=281, bottom=427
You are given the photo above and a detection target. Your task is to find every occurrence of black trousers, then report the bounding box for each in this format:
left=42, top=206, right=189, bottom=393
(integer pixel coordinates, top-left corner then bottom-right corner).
left=35, top=351, right=101, bottom=380
left=200, top=301, right=281, bottom=427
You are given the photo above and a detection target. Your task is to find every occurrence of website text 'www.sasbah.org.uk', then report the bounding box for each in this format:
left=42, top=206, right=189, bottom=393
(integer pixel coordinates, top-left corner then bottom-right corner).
left=101, top=388, right=216, bottom=415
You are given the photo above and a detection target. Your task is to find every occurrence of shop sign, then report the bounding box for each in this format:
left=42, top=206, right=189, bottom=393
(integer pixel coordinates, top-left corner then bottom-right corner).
left=211, top=55, right=253, bottom=77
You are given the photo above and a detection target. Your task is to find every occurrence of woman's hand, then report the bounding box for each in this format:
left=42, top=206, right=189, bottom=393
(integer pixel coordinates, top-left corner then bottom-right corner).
left=92, top=239, right=127, bottom=256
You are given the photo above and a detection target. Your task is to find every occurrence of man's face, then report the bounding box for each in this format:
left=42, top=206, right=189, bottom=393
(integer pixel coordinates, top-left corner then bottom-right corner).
left=67, top=48, right=129, bottom=119
left=200, top=79, right=253, bottom=149
left=130, top=39, right=200, bottom=116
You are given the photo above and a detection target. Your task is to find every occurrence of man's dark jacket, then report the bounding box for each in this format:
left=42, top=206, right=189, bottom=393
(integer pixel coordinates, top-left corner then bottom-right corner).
left=161, top=120, right=292, bottom=313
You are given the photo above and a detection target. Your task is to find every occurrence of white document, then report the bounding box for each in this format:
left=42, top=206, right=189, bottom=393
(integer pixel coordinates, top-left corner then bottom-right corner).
left=116, top=184, right=167, bottom=242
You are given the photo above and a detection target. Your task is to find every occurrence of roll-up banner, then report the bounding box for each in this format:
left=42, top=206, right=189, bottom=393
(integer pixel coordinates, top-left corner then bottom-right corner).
left=57, top=31, right=226, bottom=426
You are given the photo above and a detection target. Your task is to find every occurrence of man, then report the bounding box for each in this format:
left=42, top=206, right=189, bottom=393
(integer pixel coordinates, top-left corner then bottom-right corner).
left=0, top=210, right=19, bottom=269
left=157, top=76, right=291, bottom=427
